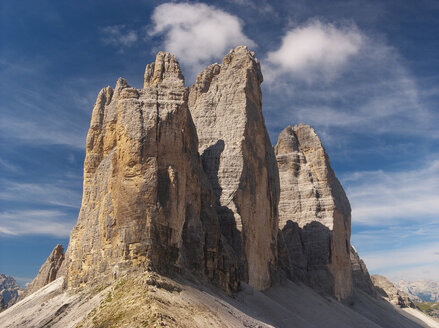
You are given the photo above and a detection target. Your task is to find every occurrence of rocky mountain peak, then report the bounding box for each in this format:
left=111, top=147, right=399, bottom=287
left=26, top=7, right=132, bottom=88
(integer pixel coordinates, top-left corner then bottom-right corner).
left=275, top=123, right=353, bottom=300
left=144, top=51, right=184, bottom=88
left=0, top=274, right=21, bottom=310
left=189, top=46, right=279, bottom=291
left=18, top=244, right=64, bottom=301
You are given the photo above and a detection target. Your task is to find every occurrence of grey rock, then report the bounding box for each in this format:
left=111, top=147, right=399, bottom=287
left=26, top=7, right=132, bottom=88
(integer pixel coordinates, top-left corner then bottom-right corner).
left=351, top=246, right=376, bottom=296
left=19, top=244, right=64, bottom=300
left=0, top=274, right=21, bottom=309
left=188, top=46, right=279, bottom=290
left=372, top=274, right=416, bottom=308
left=275, top=124, right=352, bottom=300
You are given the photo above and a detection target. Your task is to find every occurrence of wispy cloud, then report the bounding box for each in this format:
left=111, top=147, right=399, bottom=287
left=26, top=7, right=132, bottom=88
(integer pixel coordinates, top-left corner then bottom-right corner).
left=149, top=2, right=255, bottom=77
left=0, top=158, right=19, bottom=172
left=0, top=181, right=82, bottom=208
left=0, top=117, right=86, bottom=149
left=343, top=160, right=439, bottom=225
left=100, top=25, right=138, bottom=48
left=361, top=242, right=439, bottom=281
left=266, top=20, right=363, bottom=83
left=0, top=210, right=74, bottom=237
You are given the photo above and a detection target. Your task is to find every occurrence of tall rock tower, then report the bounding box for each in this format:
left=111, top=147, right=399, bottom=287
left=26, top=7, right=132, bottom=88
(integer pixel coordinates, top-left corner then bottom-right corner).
left=64, top=52, right=239, bottom=292
left=189, top=46, right=280, bottom=290
left=275, top=124, right=352, bottom=300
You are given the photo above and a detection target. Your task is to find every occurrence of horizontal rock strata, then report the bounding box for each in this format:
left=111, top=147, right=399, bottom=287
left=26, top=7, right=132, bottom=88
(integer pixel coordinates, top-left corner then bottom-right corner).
left=188, top=46, right=279, bottom=290
left=275, top=124, right=352, bottom=300
left=64, top=52, right=238, bottom=292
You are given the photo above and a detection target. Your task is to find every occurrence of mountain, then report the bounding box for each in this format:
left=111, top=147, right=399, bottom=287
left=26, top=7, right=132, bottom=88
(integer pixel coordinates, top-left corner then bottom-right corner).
left=0, top=274, right=21, bottom=310
left=1, top=47, right=437, bottom=328
left=275, top=124, right=352, bottom=300
left=396, top=280, right=439, bottom=302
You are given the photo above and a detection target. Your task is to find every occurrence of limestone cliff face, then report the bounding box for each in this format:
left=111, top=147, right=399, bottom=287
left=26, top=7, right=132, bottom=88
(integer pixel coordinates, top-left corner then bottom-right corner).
left=188, top=46, right=279, bottom=290
left=65, top=52, right=238, bottom=292
left=350, top=246, right=376, bottom=296
left=275, top=124, right=352, bottom=300
left=19, top=244, right=64, bottom=300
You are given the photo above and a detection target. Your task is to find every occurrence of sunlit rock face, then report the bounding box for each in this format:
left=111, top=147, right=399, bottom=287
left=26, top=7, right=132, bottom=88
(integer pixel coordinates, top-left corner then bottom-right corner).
left=189, top=46, right=280, bottom=290
left=275, top=124, right=353, bottom=300
left=64, top=52, right=239, bottom=293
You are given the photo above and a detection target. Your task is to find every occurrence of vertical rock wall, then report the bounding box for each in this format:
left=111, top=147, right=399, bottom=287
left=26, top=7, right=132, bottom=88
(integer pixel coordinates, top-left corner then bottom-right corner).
left=275, top=124, right=352, bottom=300
left=188, top=46, right=279, bottom=290
left=65, top=53, right=238, bottom=292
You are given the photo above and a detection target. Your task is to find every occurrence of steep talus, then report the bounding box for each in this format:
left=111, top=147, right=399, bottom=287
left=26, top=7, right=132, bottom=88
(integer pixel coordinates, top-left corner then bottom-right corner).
left=275, top=124, right=352, bottom=300
left=189, top=46, right=279, bottom=290
left=65, top=52, right=238, bottom=292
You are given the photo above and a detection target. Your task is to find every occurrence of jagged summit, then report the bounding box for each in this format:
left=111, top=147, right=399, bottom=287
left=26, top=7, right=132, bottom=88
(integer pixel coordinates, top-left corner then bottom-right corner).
left=144, top=51, right=184, bottom=88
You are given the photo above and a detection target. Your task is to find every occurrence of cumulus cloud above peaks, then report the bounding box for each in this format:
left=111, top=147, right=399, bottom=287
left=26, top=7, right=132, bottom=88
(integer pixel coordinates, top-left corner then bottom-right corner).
left=150, top=3, right=255, bottom=75
left=266, top=21, right=363, bottom=82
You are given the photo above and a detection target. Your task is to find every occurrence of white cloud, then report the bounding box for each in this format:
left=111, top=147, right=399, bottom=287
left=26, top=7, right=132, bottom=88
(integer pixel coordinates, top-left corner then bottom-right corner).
left=0, top=210, right=74, bottom=237
left=262, top=20, right=437, bottom=140
left=343, top=160, right=439, bottom=225
left=150, top=2, right=255, bottom=76
left=361, top=242, right=439, bottom=281
left=266, top=20, right=363, bottom=83
left=0, top=181, right=82, bottom=208
left=101, top=25, right=138, bottom=47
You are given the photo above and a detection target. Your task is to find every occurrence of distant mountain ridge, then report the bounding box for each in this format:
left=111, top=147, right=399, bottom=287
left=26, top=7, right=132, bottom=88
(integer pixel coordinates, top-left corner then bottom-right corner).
left=0, top=274, right=21, bottom=310
left=395, top=279, right=439, bottom=302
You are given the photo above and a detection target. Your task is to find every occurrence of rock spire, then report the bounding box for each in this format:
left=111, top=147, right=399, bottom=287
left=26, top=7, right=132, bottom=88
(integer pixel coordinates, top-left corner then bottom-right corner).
left=275, top=124, right=353, bottom=300
left=189, top=46, right=279, bottom=290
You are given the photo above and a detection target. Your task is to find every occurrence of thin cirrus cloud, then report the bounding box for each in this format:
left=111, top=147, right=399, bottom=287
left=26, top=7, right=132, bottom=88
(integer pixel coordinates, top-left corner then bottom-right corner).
left=360, top=242, right=439, bottom=281
left=149, top=2, right=256, bottom=77
left=0, top=210, right=74, bottom=237
left=0, top=181, right=82, bottom=209
left=342, top=159, right=439, bottom=225
left=100, top=25, right=138, bottom=48
left=265, top=20, right=363, bottom=83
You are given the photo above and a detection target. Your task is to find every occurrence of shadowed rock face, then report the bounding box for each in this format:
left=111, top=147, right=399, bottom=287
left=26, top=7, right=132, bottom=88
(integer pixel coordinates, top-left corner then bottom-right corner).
left=350, top=246, right=376, bottom=296
left=188, top=46, right=280, bottom=291
left=19, top=244, right=64, bottom=300
left=275, top=124, right=352, bottom=300
left=64, top=52, right=239, bottom=293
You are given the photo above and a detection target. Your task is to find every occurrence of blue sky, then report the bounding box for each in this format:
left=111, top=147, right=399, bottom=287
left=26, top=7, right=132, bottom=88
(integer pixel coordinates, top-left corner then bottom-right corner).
left=1, top=0, right=438, bottom=287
